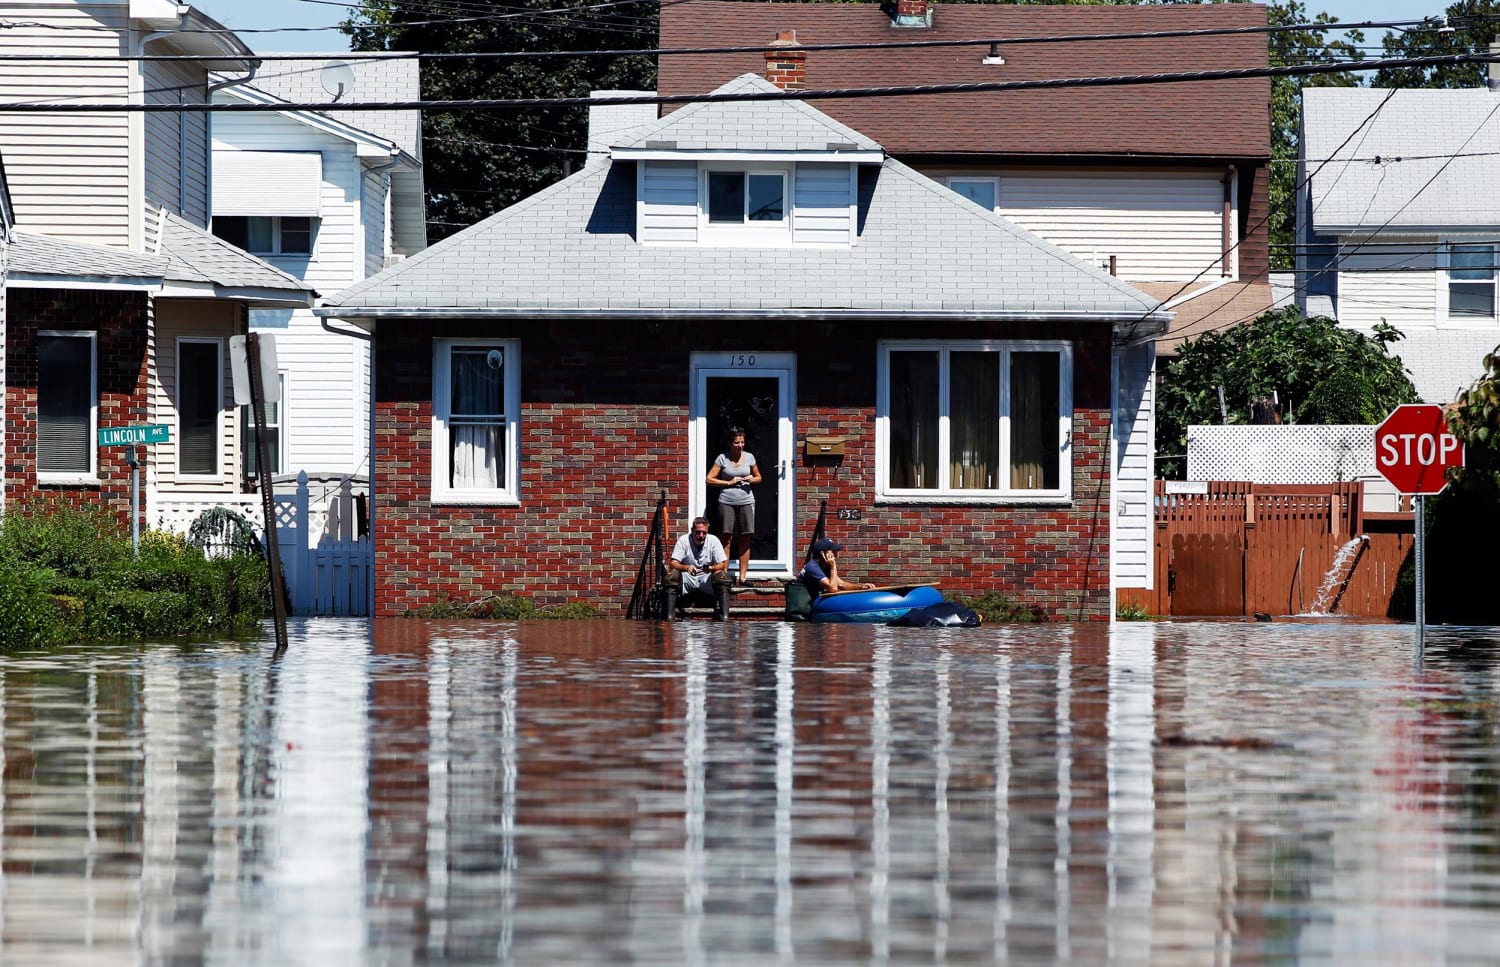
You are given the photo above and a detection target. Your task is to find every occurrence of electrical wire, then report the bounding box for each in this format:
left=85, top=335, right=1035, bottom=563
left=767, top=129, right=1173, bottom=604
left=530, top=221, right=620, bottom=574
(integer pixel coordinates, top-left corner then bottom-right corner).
left=0, top=50, right=1492, bottom=114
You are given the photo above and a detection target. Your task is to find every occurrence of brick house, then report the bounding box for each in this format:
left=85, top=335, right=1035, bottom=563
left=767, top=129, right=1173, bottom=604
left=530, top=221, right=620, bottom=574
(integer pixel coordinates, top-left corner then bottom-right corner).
left=657, top=0, right=1274, bottom=605
left=317, top=74, right=1170, bottom=620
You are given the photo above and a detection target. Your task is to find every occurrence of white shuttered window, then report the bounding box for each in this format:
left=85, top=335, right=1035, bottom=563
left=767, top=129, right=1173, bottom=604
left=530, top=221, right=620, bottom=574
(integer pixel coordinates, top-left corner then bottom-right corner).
left=214, top=151, right=323, bottom=217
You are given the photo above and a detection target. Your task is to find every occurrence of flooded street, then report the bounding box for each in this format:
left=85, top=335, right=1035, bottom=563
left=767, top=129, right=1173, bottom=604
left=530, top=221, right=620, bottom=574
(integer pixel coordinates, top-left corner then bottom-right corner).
left=2, top=619, right=1499, bottom=964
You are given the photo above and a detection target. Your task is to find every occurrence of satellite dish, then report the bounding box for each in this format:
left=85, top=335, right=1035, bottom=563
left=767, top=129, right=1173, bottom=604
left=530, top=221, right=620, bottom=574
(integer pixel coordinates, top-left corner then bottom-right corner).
left=320, top=60, right=356, bottom=102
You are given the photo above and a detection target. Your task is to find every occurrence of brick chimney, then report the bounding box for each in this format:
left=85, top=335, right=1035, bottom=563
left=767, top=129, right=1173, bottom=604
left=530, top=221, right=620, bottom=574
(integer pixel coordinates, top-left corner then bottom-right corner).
left=893, top=0, right=931, bottom=28
left=764, top=30, right=806, bottom=90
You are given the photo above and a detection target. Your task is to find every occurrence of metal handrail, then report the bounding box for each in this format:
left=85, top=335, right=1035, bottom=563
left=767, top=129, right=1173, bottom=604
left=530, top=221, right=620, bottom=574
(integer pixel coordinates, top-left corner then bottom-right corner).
left=626, top=491, right=669, bottom=620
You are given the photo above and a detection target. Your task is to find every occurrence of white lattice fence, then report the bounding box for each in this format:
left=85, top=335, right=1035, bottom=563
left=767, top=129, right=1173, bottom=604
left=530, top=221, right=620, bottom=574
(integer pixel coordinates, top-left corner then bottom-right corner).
left=1187, top=425, right=1377, bottom=484
left=151, top=472, right=371, bottom=616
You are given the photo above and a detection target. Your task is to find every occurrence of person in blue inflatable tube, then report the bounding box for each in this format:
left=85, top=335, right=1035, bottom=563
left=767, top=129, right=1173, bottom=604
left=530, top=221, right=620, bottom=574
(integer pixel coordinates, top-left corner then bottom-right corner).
left=798, top=537, right=876, bottom=597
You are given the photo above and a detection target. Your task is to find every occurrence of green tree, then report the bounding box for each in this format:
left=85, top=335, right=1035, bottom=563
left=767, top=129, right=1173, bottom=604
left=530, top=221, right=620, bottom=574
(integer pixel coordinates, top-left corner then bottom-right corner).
left=1374, top=0, right=1500, bottom=89
left=345, top=1, right=658, bottom=241
left=1156, top=308, right=1417, bottom=478
left=1268, top=2, right=1363, bottom=270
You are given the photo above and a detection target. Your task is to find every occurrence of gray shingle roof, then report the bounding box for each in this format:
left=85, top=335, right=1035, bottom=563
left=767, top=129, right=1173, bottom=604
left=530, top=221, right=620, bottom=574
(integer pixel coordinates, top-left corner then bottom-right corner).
left=322, top=75, right=1158, bottom=320
left=1304, top=87, right=1500, bottom=232
left=159, top=213, right=315, bottom=295
left=245, top=54, right=421, bottom=158
left=616, top=73, right=882, bottom=154
left=8, top=231, right=167, bottom=281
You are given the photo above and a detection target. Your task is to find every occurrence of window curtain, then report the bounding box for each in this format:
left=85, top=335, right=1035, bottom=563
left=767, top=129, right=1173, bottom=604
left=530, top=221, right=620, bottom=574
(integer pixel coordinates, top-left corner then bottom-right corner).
left=1010, top=352, right=1060, bottom=490
left=889, top=351, right=938, bottom=489
left=450, top=349, right=504, bottom=489
left=37, top=335, right=91, bottom=473
left=949, top=351, right=999, bottom=489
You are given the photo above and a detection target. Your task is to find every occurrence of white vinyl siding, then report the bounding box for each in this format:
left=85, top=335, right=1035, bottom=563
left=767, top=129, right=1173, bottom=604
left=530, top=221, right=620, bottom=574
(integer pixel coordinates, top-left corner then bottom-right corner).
left=144, top=57, right=210, bottom=243
left=999, top=173, right=1226, bottom=282
left=1335, top=236, right=1438, bottom=330
left=927, top=168, right=1229, bottom=283
left=639, top=160, right=699, bottom=244
left=153, top=299, right=240, bottom=493
left=362, top=167, right=388, bottom=278
left=639, top=160, right=857, bottom=247
left=1113, top=341, right=1156, bottom=590
left=792, top=164, right=855, bottom=247
left=213, top=109, right=374, bottom=477
left=0, top=4, right=131, bottom=247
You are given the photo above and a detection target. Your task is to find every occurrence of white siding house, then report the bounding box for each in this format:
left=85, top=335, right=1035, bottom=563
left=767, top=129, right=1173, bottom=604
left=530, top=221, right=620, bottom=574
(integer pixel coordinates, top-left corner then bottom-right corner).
left=211, top=56, right=424, bottom=480
left=0, top=1, right=313, bottom=526
left=1300, top=87, right=1500, bottom=406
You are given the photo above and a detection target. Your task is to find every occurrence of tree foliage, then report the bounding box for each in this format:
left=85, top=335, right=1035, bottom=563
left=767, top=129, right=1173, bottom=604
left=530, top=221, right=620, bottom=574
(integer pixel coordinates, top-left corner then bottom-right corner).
left=1267, top=1, right=1363, bottom=270
left=345, top=1, right=658, bottom=241
left=1156, top=308, right=1418, bottom=478
left=1374, top=0, right=1500, bottom=89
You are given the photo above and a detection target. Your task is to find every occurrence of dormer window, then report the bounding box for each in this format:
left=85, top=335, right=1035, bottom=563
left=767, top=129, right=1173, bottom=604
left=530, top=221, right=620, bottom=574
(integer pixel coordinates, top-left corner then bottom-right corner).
left=708, top=171, right=785, bottom=224
left=701, top=165, right=791, bottom=244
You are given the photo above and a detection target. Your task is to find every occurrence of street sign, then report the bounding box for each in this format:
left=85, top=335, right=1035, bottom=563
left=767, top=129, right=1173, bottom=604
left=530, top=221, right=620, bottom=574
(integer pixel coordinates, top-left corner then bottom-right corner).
left=98, top=424, right=169, bottom=446
left=1375, top=404, right=1464, bottom=496
left=230, top=332, right=280, bottom=406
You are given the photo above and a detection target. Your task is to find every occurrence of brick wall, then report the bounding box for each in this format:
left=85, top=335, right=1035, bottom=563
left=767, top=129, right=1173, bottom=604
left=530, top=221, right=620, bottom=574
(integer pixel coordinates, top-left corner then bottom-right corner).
left=4, top=288, right=150, bottom=525
left=373, top=319, right=1116, bottom=621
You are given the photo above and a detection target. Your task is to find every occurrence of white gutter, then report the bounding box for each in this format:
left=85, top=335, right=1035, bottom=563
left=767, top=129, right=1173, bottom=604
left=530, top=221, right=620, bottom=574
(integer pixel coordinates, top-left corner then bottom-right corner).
left=314, top=306, right=1172, bottom=330
left=1157, top=273, right=1238, bottom=313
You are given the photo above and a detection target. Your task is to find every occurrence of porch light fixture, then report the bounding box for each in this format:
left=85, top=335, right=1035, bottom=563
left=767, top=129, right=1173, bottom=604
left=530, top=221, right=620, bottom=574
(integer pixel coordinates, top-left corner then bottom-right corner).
left=982, top=42, right=1004, bottom=66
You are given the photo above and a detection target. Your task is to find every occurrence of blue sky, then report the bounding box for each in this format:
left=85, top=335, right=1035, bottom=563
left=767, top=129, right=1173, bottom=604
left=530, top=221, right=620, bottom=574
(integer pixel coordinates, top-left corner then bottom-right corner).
left=192, top=0, right=1452, bottom=59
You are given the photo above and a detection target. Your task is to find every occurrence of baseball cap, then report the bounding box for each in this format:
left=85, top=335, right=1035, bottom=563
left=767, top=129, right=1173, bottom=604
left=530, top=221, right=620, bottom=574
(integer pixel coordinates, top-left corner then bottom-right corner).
left=811, top=537, right=843, bottom=553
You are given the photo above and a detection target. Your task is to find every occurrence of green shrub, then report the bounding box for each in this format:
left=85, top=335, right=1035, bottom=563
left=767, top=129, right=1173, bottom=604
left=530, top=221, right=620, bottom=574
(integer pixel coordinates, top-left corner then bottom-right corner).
left=950, top=589, right=1043, bottom=623
left=0, top=502, right=271, bottom=646
left=0, top=561, right=75, bottom=647
left=407, top=594, right=597, bottom=620
left=0, top=499, right=130, bottom=579
left=1116, top=600, right=1153, bottom=621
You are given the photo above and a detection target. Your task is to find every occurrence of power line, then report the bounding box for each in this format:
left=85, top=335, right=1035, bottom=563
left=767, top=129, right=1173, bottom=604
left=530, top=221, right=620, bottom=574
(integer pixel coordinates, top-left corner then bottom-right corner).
left=0, top=15, right=1438, bottom=62
left=0, top=50, right=1492, bottom=114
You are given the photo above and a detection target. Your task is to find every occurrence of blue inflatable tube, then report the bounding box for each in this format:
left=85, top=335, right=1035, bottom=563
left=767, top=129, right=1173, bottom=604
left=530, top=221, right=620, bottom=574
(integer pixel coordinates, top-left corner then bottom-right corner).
left=809, top=584, right=945, bottom=624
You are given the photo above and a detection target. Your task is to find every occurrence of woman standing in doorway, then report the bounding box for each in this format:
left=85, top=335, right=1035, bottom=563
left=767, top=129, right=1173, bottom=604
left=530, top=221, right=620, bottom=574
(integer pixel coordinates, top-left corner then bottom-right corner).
left=707, top=427, right=762, bottom=585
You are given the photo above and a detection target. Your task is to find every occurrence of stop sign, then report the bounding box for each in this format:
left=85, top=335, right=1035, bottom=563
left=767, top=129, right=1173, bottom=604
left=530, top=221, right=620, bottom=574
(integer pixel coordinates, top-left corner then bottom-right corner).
left=1375, top=404, right=1465, bottom=495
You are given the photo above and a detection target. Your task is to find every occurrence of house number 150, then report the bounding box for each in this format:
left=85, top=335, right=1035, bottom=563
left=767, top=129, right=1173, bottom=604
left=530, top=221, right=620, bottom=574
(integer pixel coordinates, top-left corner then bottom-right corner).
left=728, top=354, right=757, bottom=367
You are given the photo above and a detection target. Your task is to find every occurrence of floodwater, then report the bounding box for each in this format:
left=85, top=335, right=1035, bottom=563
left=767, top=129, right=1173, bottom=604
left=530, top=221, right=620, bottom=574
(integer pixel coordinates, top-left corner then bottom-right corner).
left=2, top=619, right=1499, bottom=965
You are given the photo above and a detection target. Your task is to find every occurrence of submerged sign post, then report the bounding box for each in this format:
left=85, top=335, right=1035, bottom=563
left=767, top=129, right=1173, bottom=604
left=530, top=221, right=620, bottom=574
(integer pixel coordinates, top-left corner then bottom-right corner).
left=98, top=423, right=170, bottom=555
left=1374, top=404, right=1465, bottom=657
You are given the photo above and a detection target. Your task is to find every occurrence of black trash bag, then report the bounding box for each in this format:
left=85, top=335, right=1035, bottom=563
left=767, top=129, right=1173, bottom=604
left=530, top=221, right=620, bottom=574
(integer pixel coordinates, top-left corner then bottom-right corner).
left=891, top=602, right=982, bottom=628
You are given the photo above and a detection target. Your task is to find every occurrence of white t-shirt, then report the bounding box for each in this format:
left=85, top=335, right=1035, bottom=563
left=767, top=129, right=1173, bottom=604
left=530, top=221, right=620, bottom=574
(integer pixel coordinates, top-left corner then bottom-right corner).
left=671, top=532, right=727, bottom=592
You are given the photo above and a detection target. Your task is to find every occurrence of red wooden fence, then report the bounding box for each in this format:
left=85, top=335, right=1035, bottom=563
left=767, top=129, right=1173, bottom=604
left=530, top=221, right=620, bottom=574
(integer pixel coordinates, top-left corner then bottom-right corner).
left=1124, top=482, right=1413, bottom=618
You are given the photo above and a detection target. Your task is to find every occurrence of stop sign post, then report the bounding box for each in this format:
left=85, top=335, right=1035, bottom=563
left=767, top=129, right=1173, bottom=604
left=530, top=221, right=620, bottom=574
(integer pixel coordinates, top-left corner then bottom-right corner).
left=1375, top=404, right=1465, bottom=658
left=1375, top=404, right=1464, bottom=496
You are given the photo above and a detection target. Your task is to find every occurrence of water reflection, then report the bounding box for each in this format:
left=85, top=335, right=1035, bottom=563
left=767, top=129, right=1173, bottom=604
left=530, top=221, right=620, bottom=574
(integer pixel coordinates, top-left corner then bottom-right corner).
left=2, top=620, right=1499, bottom=963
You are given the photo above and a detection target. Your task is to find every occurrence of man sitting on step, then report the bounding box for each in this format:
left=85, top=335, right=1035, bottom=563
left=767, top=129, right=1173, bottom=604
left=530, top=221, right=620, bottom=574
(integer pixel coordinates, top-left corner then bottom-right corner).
left=666, top=516, right=732, bottom=619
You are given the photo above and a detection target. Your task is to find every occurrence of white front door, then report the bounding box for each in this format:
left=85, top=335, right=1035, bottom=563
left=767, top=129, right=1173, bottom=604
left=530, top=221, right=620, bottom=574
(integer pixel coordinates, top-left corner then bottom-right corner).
left=690, top=352, right=796, bottom=578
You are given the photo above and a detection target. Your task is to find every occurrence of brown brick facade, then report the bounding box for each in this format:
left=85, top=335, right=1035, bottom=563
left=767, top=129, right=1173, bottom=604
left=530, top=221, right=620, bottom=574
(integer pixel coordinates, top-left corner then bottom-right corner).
left=373, top=319, right=1117, bottom=621
left=4, top=288, right=150, bottom=525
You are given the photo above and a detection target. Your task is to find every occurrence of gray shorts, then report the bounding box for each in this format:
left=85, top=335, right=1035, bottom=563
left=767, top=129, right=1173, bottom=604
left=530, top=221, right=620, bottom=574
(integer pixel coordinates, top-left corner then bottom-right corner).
left=718, top=502, right=755, bottom=536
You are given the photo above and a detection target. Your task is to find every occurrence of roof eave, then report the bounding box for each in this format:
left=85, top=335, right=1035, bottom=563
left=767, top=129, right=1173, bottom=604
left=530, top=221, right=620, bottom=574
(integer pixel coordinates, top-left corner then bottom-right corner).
left=314, top=306, right=1169, bottom=328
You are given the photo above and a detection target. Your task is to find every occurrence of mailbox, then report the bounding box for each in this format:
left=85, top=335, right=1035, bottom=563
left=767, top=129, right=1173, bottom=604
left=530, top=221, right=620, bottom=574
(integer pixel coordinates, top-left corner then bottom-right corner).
left=804, top=436, right=846, bottom=457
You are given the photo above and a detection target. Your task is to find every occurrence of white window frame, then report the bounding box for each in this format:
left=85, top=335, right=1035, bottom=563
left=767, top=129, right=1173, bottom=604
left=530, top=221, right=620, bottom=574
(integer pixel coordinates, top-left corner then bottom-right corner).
left=36, top=330, right=98, bottom=485
left=945, top=176, right=1000, bottom=211
left=699, top=164, right=792, bottom=246
left=212, top=215, right=316, bottom=256
left=242, top=372, right=285, bottom=479
left=432, top=338, right=521, bottom=505
left=177, top=337, right=224, bottom=481
left=876, top=339, right=1074, bottom=504
left=1440, top=240, right=1498, bottom=326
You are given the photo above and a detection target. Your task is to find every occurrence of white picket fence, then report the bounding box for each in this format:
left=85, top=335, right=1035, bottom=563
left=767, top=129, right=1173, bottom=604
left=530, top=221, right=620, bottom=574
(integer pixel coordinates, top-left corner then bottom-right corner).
left=153, top=471, right=372, bottom=617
